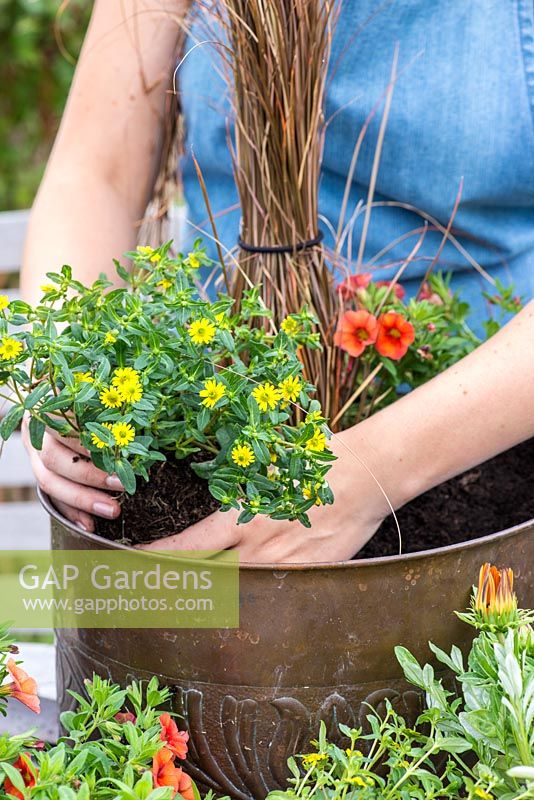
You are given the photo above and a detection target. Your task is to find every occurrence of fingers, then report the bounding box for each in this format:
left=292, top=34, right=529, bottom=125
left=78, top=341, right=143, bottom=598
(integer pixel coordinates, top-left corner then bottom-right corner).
left=46, top=427, right=90, bottom=457
left=53, top=500, right=96, bottom=533
left=138, top=510, right=240, bottom=552
left=22, top=424, right=122, bottom=522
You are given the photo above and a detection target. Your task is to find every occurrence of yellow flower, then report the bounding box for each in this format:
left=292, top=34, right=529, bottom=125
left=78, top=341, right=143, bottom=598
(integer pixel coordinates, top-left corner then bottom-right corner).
left=104, top=331, right=118, bottom=345
left=90, top=423, right=113, bottom=450
left=157, top=278, right=172, bottom=290
left=0, top=337, right=23, bottom=360
left=474, top=563, right=517, bottom=624
left=112, top=422, right=136, bottom=447
left=302, top=482, right=323, bottom=506
left=186, top=253, right=201, bottom=269
left=474, top=789, right=494, bottom=800
left=347, top=777, right=367, bottom=787
left=251, top=382, right=281, bottom=413
left=306, top=428, right=327, bottom=452
left=112, top=368, right=140, bottom=390
left=150, top=253, right=162, bottom=263
left=279, top=375, right=303, bottom=403
left=189, top=318, right=216, bottom=345
left=100, top=387, right=123, bottom=409
left=118, top=382, right=143, bottom=404
left=215, top=312, right=230, bottom=330
left=0, top=295, right=9, bottom=311
left=136, top=245, right=154, bottom=256
left=199, top=378, right=226, bottom=409
left=305, top=410, right=323, bottom=424
left=280, top=317, right=300, bottom=336
left=40, top=284, right=56, bottom=294
left=74, top=372, right=94, bottom=384
left=231, top=443, right=255, bottom=468
left=302, top=753, right=326, bottom=768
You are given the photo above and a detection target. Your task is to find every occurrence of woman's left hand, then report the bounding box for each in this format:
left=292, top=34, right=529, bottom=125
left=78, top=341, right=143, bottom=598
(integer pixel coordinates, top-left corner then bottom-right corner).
left=139, top=430, right=393, bottom=563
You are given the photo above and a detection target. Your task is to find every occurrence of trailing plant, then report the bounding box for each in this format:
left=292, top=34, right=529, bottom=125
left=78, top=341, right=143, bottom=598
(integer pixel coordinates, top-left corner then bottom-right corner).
left=265, top=564, right=534, bottom=800
left=0, top=242, right=335, bottom=526
left=0, top=639, right=199, bottom=800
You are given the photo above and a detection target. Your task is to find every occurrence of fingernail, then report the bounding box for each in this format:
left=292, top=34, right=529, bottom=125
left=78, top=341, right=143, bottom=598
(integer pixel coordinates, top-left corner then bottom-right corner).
left=77, top=521, right=89, bottom=532
left=106, top=475, right=124, bottom=490
left=93, top=502, right=117, bottom=519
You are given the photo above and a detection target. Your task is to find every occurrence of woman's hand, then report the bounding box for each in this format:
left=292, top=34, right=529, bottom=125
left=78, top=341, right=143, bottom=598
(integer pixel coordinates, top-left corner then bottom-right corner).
left=139, top=430, right=394, bottom=563
left=21, top=415, right=122, bottom=532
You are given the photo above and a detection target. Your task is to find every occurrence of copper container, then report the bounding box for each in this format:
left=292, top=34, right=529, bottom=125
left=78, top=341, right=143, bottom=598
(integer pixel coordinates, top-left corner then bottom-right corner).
left=41, top=491, right=534, bottom=800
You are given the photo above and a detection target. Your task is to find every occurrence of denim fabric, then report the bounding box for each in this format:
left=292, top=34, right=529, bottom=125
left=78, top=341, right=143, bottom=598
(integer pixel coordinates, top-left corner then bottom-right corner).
left=179, top=0, right=534, bottom=329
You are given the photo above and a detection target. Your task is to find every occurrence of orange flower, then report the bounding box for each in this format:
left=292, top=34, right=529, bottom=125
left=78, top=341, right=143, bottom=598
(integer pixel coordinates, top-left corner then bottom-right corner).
left=2, top=660, right=40, bottom=714
left=159, top=713, right=189, bottom=759
left=333, top=310, right=378, bottom=357
left=375, top=312, right=415, bottom=360
left=375, top=280, right=406, bottom=300
left=177, top=770, right=195, bottom=800
left=475, top=563, right=517, bottom=620
left=336, top=272, right=372, bottom=300
left=153, top=748, right=183, bottom=797
left=3, top=754, right=37, bottom=800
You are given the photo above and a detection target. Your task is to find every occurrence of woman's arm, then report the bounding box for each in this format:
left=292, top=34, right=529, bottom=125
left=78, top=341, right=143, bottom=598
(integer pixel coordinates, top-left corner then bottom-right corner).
left=21, top=0, right=189, bottom=530
left=142, top=300, right=534, bottom=561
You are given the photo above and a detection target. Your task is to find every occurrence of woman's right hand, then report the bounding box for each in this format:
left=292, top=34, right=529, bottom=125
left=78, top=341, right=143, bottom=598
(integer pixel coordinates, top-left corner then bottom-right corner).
left=21, top=416, right=123, bottom=532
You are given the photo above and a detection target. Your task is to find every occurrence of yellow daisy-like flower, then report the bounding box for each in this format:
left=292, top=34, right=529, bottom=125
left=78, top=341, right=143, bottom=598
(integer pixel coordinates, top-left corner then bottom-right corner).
left=279, top=375, right=303, bottom=403
left=118, top=382, right=143, bottom=404
left=305, top=410, right=323, bottom=424
left=199, top=378, right=226, bottom=409
left=302, top=483, right=323, bottom=506
left=474, top=789, right=493, bottom=800
left=74, top=372, right=94, bottom=384
left=251, top=382, right=281, bottom=413
left=186, top=253, right=201, bottom=269
left=137, top=245, right=154, bottom=256
left=0, top=337, right=23, bottom=360
left=150, top=253, right=162, bottom=264
left=90, top=433, right=108, bottom=450
left=100, top=386, right=123, bottom=409
left=112, top=422, right=136, bottom=447
left=112, top=368, right=140, bottom=390
left=157, top=278, right=172, bottom=290
left=0, top=295, right=9, bottom=311
left=306, top=428, right=327, bottom=452
left=40, top=283, right=57, bottom=294
left=215, top=311, right=230, bottom=330
left=302, top=753, right=327, bottom=768
left=231, top=443, right=255, bottom=468
left=104, top=331, right=118, bottom=345
left=189, top=318, right=216, bottom=346
left=280, top=317, right=300, bottom=336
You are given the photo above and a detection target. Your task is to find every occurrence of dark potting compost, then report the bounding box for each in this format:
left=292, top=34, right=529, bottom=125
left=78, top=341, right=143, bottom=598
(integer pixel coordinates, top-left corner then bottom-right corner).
left=95, top=438, right=534, bottom=551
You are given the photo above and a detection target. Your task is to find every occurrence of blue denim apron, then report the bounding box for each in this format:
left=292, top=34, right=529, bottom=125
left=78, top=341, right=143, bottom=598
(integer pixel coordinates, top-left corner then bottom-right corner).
left=179, top=0, right=534, bottom=330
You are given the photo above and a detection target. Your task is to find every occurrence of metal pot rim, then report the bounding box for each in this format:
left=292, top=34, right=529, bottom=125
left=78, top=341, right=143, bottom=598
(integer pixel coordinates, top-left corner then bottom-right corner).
left=39, top=487, right=534, bottom=571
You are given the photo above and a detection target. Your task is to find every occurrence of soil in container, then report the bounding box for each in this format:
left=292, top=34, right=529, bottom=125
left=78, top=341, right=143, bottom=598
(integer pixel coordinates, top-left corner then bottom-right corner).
left=94, top=438, right=534, bottom=552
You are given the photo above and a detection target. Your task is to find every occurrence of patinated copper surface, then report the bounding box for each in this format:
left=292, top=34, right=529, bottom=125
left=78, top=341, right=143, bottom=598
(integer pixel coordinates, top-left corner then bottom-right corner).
left=41, top=491, right=534, bottom=800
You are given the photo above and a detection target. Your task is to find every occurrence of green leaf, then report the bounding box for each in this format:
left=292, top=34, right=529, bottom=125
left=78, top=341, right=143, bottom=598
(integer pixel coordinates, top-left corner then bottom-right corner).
left=115, top=459, right=136, bottom=494
left=1, top=762, right=26, bottom=792
left=394, top=646, right=424, bottom=686
left=0, top=405, right=24, bottom=440
left=29, top=416, right=46, bottom=450
left=197, top=407, right=210, bottom=432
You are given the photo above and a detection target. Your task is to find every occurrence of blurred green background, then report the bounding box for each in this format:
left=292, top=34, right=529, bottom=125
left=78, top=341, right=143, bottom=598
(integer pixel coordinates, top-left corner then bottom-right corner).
left=0, top=0, right=91, bottom=211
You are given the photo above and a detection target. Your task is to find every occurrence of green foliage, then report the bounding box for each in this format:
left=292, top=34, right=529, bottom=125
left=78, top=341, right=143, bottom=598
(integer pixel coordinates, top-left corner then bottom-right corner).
left=0, top=241, right=335, bottom=526
left=0, top=672, right=196, bottom=800
left=0, top=0, right=90, bottom=210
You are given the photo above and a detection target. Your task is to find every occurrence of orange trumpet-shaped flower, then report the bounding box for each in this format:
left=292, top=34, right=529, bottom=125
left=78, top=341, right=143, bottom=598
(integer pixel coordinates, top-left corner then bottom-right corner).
left=333, top=310, right=378, bottom=357
left=475, top=563, right=517, bottom=621
left=3, top=754, right=37, bottom=800
left=375, top=279, right=406, bottom=300
left=159, top=713, right=189, bottom=759
left=0, top=660, right=40, bottom=714
left=375, top=312, right=415, bottom=360
left=336, top=272, right=372, bottom=300
left=153, top=748, right=182, bottom=796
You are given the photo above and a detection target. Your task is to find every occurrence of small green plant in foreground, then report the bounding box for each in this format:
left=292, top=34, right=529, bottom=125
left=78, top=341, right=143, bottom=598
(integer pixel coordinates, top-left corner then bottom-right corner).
left=269, top=564, right=534, bottom=800
left=0, top=242, right=336, bottom=526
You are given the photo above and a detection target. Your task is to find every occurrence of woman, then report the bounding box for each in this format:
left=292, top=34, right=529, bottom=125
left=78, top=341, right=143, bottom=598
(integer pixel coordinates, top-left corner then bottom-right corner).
left=21, top=0, right=534, bottom=562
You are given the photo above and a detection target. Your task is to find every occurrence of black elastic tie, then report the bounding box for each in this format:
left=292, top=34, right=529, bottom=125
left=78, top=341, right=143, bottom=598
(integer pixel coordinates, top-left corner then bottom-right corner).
left=238, top=229, right=324, bottom=255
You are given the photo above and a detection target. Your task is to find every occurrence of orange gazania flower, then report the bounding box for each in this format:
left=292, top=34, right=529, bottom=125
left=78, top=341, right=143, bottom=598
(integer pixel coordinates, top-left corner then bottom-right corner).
left=333, top=310, right=378, bottom=357
left=159, top=713, right=189, bottom=759
left=375, top=312, right=415, bottom=360
left=375, top=279, right=406, bottom=300
left=336, top=272, right=372, bottom=300
left=475, top=563, right=517, bottom=619
left=153, top=748, right=183, bottom=797
left=3, top=754, right=37, bottom=800
left=2, top=660, right=40, bottom=714
left=177, top=770, right=195, bottom=800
